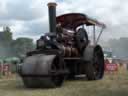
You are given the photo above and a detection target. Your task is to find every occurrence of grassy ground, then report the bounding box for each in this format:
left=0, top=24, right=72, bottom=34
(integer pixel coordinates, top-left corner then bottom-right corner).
left=0, top=72, right=128, bottom=96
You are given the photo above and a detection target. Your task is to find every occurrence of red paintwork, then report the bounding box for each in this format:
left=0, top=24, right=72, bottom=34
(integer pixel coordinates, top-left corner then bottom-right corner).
left=56, top=13, right=105, bottom=29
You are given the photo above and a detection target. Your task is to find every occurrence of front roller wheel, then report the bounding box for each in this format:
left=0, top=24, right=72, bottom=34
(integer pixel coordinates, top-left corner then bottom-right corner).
left=50, top=55, right=66, bottom=87
left=22, top=55, right=66, bottom=88
left=23, top=77, right=54, bottom=88
left=84, top=45, right=104, bottom=80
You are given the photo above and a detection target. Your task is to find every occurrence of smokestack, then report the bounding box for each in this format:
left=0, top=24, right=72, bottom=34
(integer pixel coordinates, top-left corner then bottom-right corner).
left=47, top=2, right=57, bottom=33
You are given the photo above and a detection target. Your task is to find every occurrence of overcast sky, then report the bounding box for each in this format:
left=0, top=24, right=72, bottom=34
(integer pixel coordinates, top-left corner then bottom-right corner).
left=0, top=0, right=128, bottom=41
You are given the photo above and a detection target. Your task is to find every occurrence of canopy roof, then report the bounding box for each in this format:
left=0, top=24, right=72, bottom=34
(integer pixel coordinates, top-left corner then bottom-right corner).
left=56, top=13, right=106, bottom=29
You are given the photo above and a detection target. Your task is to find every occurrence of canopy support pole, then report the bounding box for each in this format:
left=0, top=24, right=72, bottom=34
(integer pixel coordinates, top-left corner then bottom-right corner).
left=96, top=27, right=104, bottom=44
left=93, top=25, right=96, bottom=45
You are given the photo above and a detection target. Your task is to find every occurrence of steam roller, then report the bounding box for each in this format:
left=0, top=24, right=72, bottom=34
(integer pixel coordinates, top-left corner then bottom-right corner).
left=18, top=2, right=106, bottom=88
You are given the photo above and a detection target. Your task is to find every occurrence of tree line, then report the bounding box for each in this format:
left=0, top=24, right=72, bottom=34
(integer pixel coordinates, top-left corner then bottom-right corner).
left=0, top=26, right=35, bottom=58
left=101, top=37, right=128, bottom=59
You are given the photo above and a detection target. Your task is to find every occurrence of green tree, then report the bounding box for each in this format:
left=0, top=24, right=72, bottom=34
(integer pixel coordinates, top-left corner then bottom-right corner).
left=12, top=38, right=34, bottom=57
left=108, top=37, right=128, bottom=58
left=0, top=26, right=13, bottom=58
left=3, top=26, right=12, bottom=43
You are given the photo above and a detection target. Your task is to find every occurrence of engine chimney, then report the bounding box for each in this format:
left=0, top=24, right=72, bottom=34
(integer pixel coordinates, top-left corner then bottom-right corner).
left=47, top=2, right=57, bottom=33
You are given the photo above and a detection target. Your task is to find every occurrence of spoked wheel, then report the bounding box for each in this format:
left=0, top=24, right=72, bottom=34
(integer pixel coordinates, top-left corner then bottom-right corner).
left=22, top=55, right=66, bottom=88
left=85, top=45, right=104, bottom=80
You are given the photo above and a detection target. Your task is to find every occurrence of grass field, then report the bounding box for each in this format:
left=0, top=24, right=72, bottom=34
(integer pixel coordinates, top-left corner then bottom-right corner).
left=0, top=72, right=128, bottom=96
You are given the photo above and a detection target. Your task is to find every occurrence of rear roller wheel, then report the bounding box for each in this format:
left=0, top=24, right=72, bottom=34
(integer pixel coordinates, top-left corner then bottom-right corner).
left=84, top=45, right=104, bottom=80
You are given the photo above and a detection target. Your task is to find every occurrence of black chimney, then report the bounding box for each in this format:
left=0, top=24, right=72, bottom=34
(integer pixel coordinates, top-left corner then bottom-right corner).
left=47, top=2, right=57, bottom=33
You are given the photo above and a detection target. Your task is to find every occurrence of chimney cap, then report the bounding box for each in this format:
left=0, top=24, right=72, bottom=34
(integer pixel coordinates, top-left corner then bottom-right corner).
left=47, top=2, right=57, bottom=7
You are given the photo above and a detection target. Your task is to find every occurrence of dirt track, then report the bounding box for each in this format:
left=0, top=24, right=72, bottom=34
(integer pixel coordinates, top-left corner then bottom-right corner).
left=0, top=73, right=128, bottom=96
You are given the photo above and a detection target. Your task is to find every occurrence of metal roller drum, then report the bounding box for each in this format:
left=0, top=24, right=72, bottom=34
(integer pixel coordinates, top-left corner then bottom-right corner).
left=21, top=54, right=65, bottom=88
